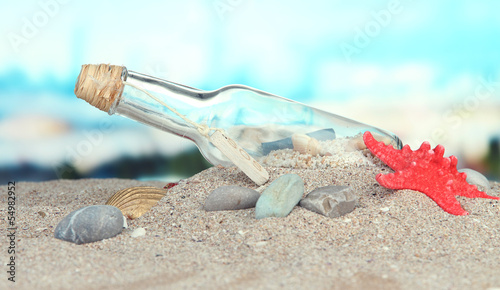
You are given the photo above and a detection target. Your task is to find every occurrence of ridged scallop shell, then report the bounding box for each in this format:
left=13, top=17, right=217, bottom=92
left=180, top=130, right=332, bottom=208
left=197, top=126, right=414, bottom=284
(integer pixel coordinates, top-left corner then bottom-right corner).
left=105, top=186, right=166, bottom=219
left=292, top=134, right=324, bottom=156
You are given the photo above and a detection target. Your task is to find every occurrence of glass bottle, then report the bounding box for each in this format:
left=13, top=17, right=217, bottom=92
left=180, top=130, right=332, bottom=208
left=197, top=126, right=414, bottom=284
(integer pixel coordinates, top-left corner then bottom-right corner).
left=75, top=64, right=402, bottom=168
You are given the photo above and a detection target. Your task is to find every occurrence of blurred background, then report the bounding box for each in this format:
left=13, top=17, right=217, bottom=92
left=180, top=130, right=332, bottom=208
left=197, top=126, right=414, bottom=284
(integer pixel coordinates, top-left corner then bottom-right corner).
left=1, top=0, right=499, bottom=184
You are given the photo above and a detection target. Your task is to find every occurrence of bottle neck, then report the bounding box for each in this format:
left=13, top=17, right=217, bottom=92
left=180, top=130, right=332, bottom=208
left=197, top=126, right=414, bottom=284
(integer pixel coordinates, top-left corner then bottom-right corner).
left=112, top=69, right=206, bottom=112
left=109, top=68, right=212, bottom=141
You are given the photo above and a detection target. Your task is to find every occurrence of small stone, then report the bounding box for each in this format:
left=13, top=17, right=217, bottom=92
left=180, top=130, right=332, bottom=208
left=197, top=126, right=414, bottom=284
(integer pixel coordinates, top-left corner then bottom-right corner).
left=458, top=168, right=491, bottom=192
left=54, top=205, right=124, bottom=245
left=299, top=185, right=358, bottom=218
left=255, top=174, right=304, bottom=219
left=204, top=186, right=260, bottom=211
left=130, top=227, right=146, bottom=238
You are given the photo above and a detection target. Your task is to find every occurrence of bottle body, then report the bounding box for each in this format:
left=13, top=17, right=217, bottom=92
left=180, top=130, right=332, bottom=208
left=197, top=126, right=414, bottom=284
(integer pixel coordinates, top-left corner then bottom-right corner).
left=109, top=68, right=402, bottom=166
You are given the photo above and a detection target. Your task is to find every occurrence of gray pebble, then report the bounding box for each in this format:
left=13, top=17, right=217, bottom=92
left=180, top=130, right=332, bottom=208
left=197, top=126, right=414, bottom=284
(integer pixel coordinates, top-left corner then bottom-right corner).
left=458, top=168, right=491, bottom=192
left=299, top=186, right=358, bottom=218
left=255, top=174, right=304, bottom=219
left=204, top=186, right=260, bottom=211
left=54, top=205, right=124, bottom=244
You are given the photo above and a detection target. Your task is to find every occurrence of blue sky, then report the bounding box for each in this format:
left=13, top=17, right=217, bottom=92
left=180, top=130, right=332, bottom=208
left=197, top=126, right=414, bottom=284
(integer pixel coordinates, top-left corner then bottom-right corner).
left=1, top=0, right=499, bottom=176
left=2, top=0, right=499, bottom=90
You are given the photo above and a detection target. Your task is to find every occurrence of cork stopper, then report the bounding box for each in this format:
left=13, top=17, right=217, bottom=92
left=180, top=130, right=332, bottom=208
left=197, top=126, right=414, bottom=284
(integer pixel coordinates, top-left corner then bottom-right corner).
left=74, top=64, right=125, bottom=112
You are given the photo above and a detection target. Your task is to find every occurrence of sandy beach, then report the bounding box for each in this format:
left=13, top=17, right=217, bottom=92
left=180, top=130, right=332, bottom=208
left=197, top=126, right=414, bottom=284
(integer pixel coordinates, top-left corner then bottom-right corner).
left=1, top=164, right=500, bottom=289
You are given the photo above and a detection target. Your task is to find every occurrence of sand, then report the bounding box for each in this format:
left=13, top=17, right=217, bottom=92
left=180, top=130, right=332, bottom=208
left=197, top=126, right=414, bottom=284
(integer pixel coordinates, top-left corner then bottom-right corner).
left=1, top=164, right=500, bottom=289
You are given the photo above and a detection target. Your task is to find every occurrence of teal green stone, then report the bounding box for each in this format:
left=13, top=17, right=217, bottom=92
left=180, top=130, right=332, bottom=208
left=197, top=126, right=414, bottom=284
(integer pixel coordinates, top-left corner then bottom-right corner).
left=255, top=174, right=304, bottom=219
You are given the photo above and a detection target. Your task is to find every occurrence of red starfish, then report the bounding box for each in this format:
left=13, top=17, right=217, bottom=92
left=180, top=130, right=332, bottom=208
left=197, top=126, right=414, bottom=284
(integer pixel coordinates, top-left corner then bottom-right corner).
left=363, top=131, right=499, bottom=215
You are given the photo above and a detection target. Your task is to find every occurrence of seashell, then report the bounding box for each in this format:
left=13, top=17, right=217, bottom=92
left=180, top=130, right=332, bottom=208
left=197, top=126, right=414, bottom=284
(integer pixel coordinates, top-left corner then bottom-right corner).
left=346, top=132, right=396, bottom=151
left=292, top=134, right=325, bottom=156
left=346, top=135, right=366, bottom=152
left=105, top=186, right=166, bottom=219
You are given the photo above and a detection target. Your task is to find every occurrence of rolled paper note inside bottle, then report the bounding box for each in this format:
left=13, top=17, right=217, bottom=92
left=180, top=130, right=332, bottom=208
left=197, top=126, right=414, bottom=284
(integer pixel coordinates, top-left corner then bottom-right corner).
left=74, top=64, right=403, bottom=178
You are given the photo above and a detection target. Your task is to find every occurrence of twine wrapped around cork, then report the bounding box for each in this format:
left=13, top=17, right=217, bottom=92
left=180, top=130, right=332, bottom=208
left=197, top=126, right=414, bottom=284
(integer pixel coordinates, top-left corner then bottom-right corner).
left=74, top=64, right=125, bottom=112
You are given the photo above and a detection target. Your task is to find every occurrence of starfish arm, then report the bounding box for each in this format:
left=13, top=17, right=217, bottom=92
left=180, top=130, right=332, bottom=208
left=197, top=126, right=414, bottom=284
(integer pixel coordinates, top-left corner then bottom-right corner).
left=423, top=188, right=470, bottom=215
left=375, top=172, right=408, bottom=190
left=377, top=172, right=470, bottom=215
left=475, top=192, right=500, bottom=200
left=457, top=185, right=500, bottom=200
left=454, top=170, right=499, bottom=199
left=363, top=132, right=408, bottom=171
